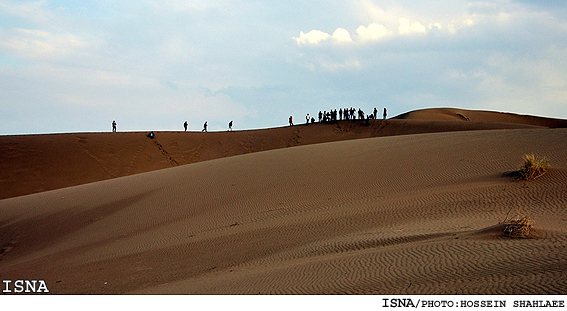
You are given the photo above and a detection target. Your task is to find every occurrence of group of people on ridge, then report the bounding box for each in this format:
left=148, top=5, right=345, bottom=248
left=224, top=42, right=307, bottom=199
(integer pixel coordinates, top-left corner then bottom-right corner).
left=295, top=107, right=387, bottom=125
left=113, top=107, right=387, bottom=133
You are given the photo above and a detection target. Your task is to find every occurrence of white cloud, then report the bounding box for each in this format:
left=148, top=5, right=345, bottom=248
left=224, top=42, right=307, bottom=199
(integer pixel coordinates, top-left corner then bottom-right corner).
left=332, top=28, right=353, bottom=44
left=429, top=22, right=443, bottom=30
left=356, top=23, right=390, bottom=41
left=294, top=23, right=390, bottom=46
left=294, top=28, right=353, bottom=45
left=398, top=18, right=427, bottom=35
left=294, top=30, right=331, bottom=45
left=295, top=17, right=435, bottom=47
left=294, top=17, right=429, bottom=46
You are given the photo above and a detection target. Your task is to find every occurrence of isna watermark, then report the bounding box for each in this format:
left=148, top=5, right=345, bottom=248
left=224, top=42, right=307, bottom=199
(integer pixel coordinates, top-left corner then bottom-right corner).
left=2, top=280, right=49, bottom=293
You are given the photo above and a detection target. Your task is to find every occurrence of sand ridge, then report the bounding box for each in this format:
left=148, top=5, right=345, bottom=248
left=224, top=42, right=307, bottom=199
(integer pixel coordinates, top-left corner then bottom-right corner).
left=1, top=108, right=563, bottom=200
left=395, top=107, right=567, bottom=128
left=1, top=124, right=566, bottom=294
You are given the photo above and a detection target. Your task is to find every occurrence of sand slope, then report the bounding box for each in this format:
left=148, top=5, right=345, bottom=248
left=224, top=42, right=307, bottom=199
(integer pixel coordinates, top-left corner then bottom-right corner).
left=395, top=107, right=567, bottom=128
left=1, top=127, right=566, bottom=294
left=1, top=108, right=562, bottom=200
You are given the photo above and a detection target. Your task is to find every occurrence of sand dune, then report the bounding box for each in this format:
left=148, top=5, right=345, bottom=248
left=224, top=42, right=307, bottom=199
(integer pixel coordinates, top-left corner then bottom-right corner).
left=1, top=108, right=562, bottom=200
left=395, top=107, right=567, bottom=128
left=1, top=108, right=566, bottom=294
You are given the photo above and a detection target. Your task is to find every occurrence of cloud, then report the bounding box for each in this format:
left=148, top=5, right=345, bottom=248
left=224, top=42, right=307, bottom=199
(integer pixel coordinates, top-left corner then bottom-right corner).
left=294, top=18, right=431, bottom=47
left=0, top=0, right=53, bottom=24
left=0, top=28, right=89, bottom=60
left=294, top=23, right=393, bottom=46
left=294, top=30, right=331, bottom=45
left=294, top=28, right=353, bottom=46
left=398, top=18, right=427, bottom=35
left=332, top=28, right=353, bottom=44
left=356, top=23, right=390, bottom=41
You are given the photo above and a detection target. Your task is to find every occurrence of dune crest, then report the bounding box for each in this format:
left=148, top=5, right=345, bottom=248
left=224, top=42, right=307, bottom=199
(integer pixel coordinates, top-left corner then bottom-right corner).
left=1, top=108, right=565, bottom=199
left=394, top=107, right=567, bottom=128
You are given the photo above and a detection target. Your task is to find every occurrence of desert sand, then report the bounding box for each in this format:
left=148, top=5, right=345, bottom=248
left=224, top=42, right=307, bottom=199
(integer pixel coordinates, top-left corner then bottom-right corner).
left=1, top=108, right=566, bottom=294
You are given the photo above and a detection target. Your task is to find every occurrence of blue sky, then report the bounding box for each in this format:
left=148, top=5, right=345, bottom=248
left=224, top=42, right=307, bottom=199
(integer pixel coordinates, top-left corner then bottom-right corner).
left=1, top=0, right=566, bottom=134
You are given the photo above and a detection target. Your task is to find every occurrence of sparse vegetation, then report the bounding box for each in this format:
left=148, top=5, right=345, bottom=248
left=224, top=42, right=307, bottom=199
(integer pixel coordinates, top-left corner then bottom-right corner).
left=457, top=113, right=470, bottom=121
left=518, top=154, right=550, bottom=180
left=503, top=215, right=535, bottom=238
left=501, top=208, right=539, bottom=238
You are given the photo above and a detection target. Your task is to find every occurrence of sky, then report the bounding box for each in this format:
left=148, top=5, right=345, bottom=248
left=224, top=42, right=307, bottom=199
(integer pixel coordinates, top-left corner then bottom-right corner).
left=1, top=0, right=566, bottom=134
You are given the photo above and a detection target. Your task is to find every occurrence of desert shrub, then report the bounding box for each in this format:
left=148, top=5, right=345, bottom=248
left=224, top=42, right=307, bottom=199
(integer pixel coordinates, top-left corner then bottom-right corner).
left=457, top=113, right=470, bottom=121
left=503, top=215, right=535, bottom=238
left=518, top=154, right=549, bottom=180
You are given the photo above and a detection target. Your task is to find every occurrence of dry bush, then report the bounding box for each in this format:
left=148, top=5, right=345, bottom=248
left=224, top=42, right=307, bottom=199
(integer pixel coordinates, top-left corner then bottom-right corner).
left=457, top=113, right=470, bottom=121
left=503, top=215, right=535, bottom=238
left=518, top=154, right=550, bottom=180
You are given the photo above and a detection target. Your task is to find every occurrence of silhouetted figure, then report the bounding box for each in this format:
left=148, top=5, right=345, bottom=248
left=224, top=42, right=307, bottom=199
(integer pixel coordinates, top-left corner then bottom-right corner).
left=202, top=121, right=208, bottom=132
left=383, top=108, right=387, bottom=119
left=184, top=121, right=188, bottom=132
left=311, top=117, right=315, bottom=124
left=289, top=116, right=294, bottom=126
left=147, top=131, right=155, bottom=139
left=112, top=120, right=116, bottom=132
left=318, top=111, right=323, bottom=122
left=339, top=108, right=343, bottom=120
left=373, top=108, right=378, bottom=119
left=306, top=114, right=310, bottom=124
left=229, top=120, right=233, bottom=131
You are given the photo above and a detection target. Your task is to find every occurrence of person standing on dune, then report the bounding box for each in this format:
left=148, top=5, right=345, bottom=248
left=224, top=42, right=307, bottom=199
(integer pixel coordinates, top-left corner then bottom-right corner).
left=229, top=120, right=233, bottom=131
left=289, top=116, right=294, bottom=126
left=383, top=108, right=387, bottom=119
left=184, top=121, right=188, bottom=132
left=202, top=121, right=208, bottom=132
left=112, top=120, right=116, bottom=132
